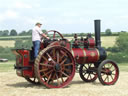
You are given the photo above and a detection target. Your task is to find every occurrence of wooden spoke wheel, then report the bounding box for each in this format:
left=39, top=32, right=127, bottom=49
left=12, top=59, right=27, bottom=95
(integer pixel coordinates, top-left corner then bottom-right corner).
left=34, top=46, right=75, bottom=88
left=79, top=63, right=98, bottom=82
left=24, top=77, right=40, bottom=85
left=98, top=59, right=119, bottom=85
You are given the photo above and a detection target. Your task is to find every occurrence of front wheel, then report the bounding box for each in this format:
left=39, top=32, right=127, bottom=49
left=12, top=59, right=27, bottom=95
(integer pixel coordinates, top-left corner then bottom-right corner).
left=79, top=63, right=98, bottom=82
left=98, top=59, right=119, bottom=85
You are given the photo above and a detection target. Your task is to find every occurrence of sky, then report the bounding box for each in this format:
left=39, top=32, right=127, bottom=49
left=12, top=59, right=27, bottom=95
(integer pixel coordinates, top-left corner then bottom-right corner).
left=0, top=0, right=128, bottom=33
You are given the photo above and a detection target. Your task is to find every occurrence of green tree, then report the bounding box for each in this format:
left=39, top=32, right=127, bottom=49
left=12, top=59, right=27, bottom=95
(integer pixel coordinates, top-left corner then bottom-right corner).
left=107, top=32, right=128, bottom=63
left=19, top=31, right=27, bottom=36
left=10, top=29, right=17, bottom=36
left=0, top=30, right=3, bottom=36
left=27, top=29, right=32, bottom=35
left=105, top=29, right=112, bottom=36
left=116, top=32, right=128, bottom=52
left=2, top=30, right=9, bottom=36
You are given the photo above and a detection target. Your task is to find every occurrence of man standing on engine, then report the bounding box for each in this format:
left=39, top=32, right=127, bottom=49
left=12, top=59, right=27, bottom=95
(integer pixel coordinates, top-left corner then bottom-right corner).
left=32, top=22, right=49, bottom=59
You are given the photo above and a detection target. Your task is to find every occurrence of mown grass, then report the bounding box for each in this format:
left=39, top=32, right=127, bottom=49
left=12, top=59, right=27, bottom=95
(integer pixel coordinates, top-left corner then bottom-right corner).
left=0, top=61, right=127, bottom=72
left=0, top=61, right=14, bottom=72
left=101, top=36, right=117, bottom=48
left=0, top=40, right=15, bottom=47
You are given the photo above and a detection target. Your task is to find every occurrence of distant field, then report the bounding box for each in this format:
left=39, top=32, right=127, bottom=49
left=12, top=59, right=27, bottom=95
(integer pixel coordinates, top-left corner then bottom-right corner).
left=101, top=36, right=117, bottom=48
left=0, top=40, right=15, bottom=47
left=0, top=36, right=117, bottom=48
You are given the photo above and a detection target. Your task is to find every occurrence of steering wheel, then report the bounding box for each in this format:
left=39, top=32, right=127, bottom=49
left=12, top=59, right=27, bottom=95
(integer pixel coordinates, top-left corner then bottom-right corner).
left=46, top=30, right=64, bottom=39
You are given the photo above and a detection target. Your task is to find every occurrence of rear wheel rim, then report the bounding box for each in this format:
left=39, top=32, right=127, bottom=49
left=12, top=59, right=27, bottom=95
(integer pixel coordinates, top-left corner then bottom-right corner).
left=35, top=46, right=75, bottom=88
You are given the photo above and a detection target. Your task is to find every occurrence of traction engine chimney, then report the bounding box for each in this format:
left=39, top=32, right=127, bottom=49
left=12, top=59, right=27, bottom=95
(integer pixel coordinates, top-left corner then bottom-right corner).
left=94, top=20, right=101, bottom=48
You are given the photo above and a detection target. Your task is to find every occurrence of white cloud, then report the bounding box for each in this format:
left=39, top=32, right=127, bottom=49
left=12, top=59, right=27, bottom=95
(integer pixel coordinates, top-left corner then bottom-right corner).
left=0, top=10, right=19, bottom=22
left=14, top=1, right=32, bottom=9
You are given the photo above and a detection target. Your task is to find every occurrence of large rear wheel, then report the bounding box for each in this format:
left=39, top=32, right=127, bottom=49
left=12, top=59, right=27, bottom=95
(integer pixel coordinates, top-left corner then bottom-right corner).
left=34, top=46, right=75, bottom=88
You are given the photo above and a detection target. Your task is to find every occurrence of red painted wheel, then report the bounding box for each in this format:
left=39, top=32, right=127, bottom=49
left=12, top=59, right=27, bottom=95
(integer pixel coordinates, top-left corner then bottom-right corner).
left=34, top=46, right=75, bottom=88
left=79, top=63, right=98, bottom=82
left=47, top=30, right=64, bottom=39
left=24, top=77, right=40, bottom=85
left=98, top=59, right=119, bottom=85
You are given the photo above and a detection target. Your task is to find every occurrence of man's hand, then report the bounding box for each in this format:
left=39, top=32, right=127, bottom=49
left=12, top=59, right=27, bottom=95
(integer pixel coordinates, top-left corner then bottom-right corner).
left=42, top=33, right=49, bottom=39
left=46, top=37, right=49, bottom=39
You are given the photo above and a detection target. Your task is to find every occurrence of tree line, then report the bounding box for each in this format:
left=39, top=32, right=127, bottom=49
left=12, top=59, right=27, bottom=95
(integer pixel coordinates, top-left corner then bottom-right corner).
left=0, top=28, right=126, bottom=37
left=0, top=29, right=47, bottom=36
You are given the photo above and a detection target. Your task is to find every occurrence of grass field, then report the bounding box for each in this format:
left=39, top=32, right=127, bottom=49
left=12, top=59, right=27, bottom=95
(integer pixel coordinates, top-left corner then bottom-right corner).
left=0, top=40, right=15, bottom=47
left=0, top=36, right=117, bottom=48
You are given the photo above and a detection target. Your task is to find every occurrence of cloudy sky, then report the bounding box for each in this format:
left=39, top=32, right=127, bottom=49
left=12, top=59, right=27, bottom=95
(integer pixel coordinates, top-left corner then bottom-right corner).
left=0, top=0, right=128, bottom=33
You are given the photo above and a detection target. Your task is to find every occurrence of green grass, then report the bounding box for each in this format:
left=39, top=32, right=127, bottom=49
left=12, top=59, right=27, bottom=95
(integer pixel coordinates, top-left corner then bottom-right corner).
left=0, top=61, right=14, bottom=72
left=0, top=36, right=31, bottom=39
left=0, top=40, right=15, bottom=47
left=118, top=63, right=128, bottom=72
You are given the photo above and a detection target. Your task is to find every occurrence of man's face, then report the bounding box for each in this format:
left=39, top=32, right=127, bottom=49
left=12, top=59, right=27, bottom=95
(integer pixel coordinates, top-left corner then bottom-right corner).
left=38, top=24, right=42, bottom=28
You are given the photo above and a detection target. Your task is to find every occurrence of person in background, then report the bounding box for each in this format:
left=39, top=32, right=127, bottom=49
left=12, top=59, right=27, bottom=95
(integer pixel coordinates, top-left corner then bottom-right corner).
left=32, top=22, right=49, bottom=59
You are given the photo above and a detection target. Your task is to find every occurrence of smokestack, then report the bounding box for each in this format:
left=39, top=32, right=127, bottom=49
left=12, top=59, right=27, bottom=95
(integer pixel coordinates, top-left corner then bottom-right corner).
left=94, top=20, right=101, bottom=48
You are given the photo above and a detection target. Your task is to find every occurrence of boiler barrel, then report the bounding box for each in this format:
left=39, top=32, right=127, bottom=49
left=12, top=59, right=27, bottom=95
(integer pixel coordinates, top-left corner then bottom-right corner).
left=71, top=48, right=100, bottom=64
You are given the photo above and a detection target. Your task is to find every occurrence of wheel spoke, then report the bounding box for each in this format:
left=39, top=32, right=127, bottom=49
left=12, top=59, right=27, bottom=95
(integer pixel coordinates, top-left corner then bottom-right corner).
left=42, top=70, right=53, bottom=77
left=60, top=51, right=68, bottom=57
left=59, top=54, right=65, bottom=62
left=64, top=63, right=73, bottom=66
left=83, top=73, right=87, bottom=76
left=60, top=58, right=67, bottom=65
left=83, top=65, right=88, bottom=70
left=110, top=75, right=114, bottom=80
left=89, top=63, right=92, bottom=67
left=104, top=75, right=108, bottom=82
left=46, top=53, right=56, bottom=64
left=64, top=68, right=71, bottom=73
left=87, top=73, right=90, bottom=79
left=60, top=72, right=64, bottom=83
left=112, top=69, right=115, bottom=72
left=56, top=50, right=60, bottom=63
left=112, top=73, right=115, bottom=75
left=47, top=73, right=52, bottom=83
left=42, top=56, right=48, bottom=61
left=61, top=77, right=64, bottom=83
left=40, top=68, right=48, bottom=72
left=56, top=73, right=60, bottom=86
left=40, top=63, right=53, bottom=67
left=52, top=48, right=56, bottom=58
left=109, top=64, right=114, bottom=69
left=101, top=73, right=105, bottom=76
left=89, top=74, right=92, bottom=79
left=61, top=71, right=69, bottom=77
left=107, top=75, right=109, bottom=82
left=33, top=78, right=36, bottom=82
left=52, top=73, right=56, bottom=80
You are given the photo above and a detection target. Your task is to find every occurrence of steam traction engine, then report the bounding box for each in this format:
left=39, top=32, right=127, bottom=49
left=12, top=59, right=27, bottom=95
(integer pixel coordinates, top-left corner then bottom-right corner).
left=12, top=20, right=119, bottom=88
